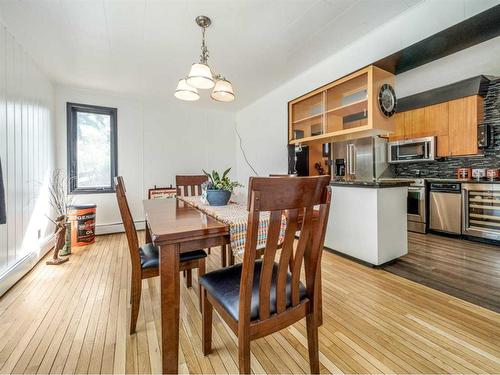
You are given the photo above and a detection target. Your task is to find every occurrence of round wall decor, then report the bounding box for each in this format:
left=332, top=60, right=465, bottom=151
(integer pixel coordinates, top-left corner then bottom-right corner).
left=378, top=84, right=397, bottom=117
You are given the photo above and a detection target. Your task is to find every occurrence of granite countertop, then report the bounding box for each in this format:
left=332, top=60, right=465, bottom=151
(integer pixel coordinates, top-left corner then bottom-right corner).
left=426, top=178, right=500, bottom=184
left=330, top=180, right=412, bottom=189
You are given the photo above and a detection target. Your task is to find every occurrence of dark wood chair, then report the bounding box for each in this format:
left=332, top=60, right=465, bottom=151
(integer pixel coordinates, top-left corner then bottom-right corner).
left=199, top=176, right=331, bottom=374
left=268, top=172, right=323, bottom=324
left=176, top=175, right=231, bottom=267
left=115, top=176, right=207, bottom=334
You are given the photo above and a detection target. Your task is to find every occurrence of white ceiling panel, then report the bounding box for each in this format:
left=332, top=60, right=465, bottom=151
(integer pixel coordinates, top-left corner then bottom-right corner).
left=0, top=0, right=423, bottom=110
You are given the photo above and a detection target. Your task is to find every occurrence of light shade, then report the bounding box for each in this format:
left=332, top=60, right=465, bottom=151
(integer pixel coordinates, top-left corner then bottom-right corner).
left=211, top=78, right=235, bottom=102
left=186, top=63, right=214, bottom=89
left=174, top=79, right=199, bottom=101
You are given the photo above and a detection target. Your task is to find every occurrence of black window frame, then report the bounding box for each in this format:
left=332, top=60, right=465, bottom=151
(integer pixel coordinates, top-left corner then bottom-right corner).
left=67, top=102, right=118, bottom=195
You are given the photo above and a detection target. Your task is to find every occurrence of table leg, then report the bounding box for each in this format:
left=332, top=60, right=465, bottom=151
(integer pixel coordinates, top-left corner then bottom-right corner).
left=159, top=243, right=180, bottom=374
left=221, top=244, right=227, bottom=267
left=227, top=245, right=235, bottom=266
left=145, top=219, right=152, bottom=243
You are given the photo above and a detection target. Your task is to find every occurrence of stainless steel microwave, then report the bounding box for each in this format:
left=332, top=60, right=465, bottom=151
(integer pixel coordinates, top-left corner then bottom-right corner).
left=388, top=136, right=436, bottom=163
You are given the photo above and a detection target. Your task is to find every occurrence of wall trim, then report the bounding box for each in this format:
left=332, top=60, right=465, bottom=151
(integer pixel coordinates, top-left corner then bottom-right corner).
left=0, top=234, right=55, bottom=297
left=95, top=220, right=145, bottom=235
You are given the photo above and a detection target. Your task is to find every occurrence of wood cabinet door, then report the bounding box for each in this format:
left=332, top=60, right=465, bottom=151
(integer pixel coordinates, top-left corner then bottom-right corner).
left=448, top=96, right=482, bottom=156
left=424, top=102, right=449, bottom=157
left=388, top=112, right=405, bottom=141
left=404, top=108, right=425, bottom=139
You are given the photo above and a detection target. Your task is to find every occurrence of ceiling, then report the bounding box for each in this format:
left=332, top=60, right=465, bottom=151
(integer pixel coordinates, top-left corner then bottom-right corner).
left=0, top=0, right=422, bottom=111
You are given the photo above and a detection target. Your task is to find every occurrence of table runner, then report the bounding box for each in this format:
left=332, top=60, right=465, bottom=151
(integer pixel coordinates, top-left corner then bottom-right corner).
left=178, top=196, right=286, bottom=255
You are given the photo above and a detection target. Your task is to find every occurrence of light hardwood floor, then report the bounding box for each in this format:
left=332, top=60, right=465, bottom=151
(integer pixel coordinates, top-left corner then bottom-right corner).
left=0, top=233, right=499, bottom=374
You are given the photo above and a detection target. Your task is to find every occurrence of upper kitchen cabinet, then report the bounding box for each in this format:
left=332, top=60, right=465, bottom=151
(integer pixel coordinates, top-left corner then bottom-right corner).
left=290, top=92, right=324, bottom=140
left=325, top=72, right=368, bottom=133
left=424, top=102, right=450, bottom=157
left=288, top=65, right=395, bottom=144
left=389, top=76, right=490, bottom=157
left=388, top=112, right=405, bottom=142
left=404, top=107, right=426, bottom=139
left=449, top=96, right=484, bottom=156
left=390, top=95, right=483, bottom=157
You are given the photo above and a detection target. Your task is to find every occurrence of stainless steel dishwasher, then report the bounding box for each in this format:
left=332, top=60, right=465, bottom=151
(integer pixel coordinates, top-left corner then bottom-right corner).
left=429, top=182, right=462, bottom=234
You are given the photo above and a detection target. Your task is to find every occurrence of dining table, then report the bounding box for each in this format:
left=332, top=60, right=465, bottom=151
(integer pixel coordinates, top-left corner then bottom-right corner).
left=143, top=195, right=322, bottom=374
left=143, top=197, right=230, bottom=374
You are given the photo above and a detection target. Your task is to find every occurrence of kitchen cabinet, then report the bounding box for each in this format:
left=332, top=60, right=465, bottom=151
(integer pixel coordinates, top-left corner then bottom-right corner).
left=289, top=65, right=395, bottom=145
left=404, top=107, right=425, bottom=139
left=424, top=102, right=449, bottom=157
left=388, top=112, right=405, bottom=141
left=388, top=95, right=482, bottom=157
left=448, top=96, right=483, bottom=156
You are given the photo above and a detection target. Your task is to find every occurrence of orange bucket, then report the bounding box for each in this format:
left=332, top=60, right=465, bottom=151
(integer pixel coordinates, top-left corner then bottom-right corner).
left=68, top=204, right=96, bottom=247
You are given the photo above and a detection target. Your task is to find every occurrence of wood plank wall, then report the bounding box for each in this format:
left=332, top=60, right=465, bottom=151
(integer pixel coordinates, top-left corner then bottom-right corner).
left=0, top=24, right=55, bottom=281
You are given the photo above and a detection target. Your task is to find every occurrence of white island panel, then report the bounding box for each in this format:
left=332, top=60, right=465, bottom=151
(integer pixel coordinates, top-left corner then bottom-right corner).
left=325, top=185, right=408, bottom=265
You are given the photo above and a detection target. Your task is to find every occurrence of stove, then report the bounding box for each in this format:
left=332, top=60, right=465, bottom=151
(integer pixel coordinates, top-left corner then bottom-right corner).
left=378, top=178, right=427, bottom=233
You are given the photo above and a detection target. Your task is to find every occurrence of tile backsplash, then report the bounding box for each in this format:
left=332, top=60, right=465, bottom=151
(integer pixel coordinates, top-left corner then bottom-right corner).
left=392, top=80, right=500, bottom=178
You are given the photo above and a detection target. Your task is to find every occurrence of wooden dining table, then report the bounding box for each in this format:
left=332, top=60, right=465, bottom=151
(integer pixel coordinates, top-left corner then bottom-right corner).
left=143, top=198, right=230, bottom=374
left=144, top=196, right=324, bottom=373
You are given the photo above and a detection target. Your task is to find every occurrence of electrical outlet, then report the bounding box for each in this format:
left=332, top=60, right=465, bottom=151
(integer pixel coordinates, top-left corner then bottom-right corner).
left=38, top=229, right=41, bottom=239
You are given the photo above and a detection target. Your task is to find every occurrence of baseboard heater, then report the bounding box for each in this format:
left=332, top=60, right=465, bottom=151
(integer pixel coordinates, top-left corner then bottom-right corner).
left=0, top=234, right=55, bottom=297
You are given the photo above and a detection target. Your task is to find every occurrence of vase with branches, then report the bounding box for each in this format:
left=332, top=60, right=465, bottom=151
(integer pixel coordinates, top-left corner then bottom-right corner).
left=47, top=169, right=74, bottom=261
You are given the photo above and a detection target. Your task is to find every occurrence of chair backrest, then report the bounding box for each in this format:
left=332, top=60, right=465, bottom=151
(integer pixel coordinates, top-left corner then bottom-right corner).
left=175, top=175, right=208, bottom=197
left=115, top=176, right=141, bottom=271
left=239, top=176, right=331, bottom=323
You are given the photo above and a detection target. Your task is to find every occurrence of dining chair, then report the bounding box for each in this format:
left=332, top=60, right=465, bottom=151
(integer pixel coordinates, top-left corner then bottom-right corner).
left=268, top=171, right=323, bottom=324
left=176, top=174, right=230, bottom=268
left=199, top=175, right=331, bottom=374
left=115, top=176, right=207, bottom=334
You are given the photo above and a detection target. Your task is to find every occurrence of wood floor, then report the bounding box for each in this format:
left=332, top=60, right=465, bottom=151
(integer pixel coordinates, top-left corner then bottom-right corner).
left=384, top=232, right=500, bottom=313
left=0, top=233, right=499, bottom=374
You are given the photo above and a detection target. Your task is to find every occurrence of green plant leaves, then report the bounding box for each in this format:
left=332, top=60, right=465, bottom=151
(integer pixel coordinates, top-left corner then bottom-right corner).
left=222, top=167, right=231, bottom=179
left=202, top=167, right=241, bottom=192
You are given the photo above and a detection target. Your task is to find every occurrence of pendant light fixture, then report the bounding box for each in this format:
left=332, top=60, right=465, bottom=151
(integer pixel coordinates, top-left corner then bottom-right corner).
left=175, top=16, right=235, bottom=102
left=174, top=78, right=199, bottom=101
left=211, top=75, right=235, bottom=102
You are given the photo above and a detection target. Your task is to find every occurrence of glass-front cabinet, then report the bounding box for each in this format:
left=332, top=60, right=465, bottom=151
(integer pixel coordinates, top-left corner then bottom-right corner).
left=462, top=183, right=500, bottom=241
left=326, top=72, right=368, bottom=133
left=288, top=65, right=395, bottom=144
left=290, top=92, right=324, bottom=140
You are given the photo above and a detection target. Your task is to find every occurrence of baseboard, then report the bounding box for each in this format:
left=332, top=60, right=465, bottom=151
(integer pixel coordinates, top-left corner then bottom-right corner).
left=0, top=234, right=55, bottom=297
left=95, top=220, right=145, bottom=235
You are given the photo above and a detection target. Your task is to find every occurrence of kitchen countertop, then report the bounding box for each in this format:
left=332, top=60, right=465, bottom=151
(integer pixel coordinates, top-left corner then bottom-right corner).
left=426, top=178, right=500, bottom=184
left=330, top=180, right=412, bottom=188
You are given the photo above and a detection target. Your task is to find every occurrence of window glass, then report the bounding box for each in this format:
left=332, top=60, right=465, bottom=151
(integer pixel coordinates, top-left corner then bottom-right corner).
left=67, top=103, right=117, bottom=194
left=76, top=112, right=111, bottom=189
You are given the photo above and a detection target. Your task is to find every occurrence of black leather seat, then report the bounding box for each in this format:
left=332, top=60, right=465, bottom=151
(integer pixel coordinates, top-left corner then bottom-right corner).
left=199, top=260, right=307, bottom=321
left=139, top=243, right=207, bottom=269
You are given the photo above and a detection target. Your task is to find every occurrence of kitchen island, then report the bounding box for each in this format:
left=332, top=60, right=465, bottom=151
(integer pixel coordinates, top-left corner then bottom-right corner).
left=325, top=180, right=410, bottom=266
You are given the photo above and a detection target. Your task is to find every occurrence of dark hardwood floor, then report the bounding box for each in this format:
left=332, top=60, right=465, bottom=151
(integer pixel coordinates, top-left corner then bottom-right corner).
left=384, top=232, right=500, bottom=313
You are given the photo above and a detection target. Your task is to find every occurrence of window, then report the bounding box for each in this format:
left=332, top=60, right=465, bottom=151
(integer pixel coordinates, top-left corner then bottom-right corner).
left=67, top=103, right=117, bottom=194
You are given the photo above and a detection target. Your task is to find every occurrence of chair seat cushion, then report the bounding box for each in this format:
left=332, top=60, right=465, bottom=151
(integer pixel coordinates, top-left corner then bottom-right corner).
left=199, top=260, right=307, bottom=321
left=139, top=243, right=207, bottom=269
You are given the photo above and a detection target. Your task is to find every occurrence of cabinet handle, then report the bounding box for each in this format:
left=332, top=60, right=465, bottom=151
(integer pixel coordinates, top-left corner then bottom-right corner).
left=346, top=145, right=350, bottom=175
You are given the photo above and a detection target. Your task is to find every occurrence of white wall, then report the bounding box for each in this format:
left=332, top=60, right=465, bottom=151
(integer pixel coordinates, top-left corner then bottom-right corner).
left=234, top=0, right=500, bottom=185
left=55, top=86, right=236, bottom=233
left=0, top=24, right=56, bottom=294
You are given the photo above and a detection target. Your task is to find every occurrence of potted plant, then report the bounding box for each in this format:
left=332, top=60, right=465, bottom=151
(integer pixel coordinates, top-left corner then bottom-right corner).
left=202, top=168, right=241, bottom=206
